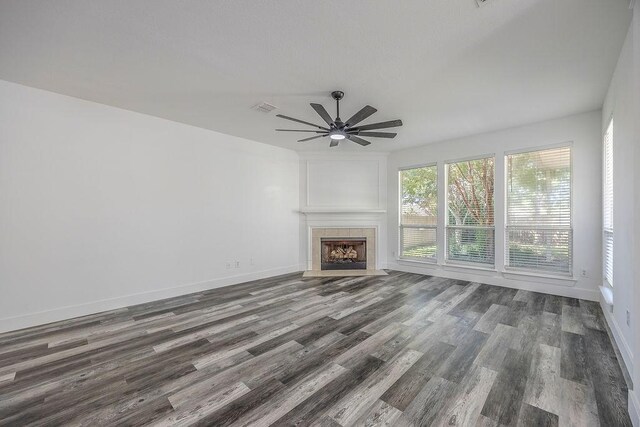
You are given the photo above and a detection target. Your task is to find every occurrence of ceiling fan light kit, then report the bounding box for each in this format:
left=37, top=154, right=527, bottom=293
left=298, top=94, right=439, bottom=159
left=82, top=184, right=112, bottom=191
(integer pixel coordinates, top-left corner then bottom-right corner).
left=275, top=90, right=403, bottom=147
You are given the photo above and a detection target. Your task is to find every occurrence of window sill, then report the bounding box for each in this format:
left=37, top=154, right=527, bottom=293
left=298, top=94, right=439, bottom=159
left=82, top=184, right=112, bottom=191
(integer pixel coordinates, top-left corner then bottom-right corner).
left=502, top=270, right=576, bottom=286
left=442, top=263, right=497, bottom=275
left=599, top=285, right=614, bottom=312
left=396, top=259, right=498, bottom=276
left=397, top=257, right=438, bottom=266
left=502, top=268, right=573, bottom=280
left=395, top=259, right=584, bottom=286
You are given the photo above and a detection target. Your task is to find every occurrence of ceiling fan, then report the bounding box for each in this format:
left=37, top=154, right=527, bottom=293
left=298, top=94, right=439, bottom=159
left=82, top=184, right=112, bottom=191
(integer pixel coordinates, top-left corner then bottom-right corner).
left=275, top=91, right=403, bottom=147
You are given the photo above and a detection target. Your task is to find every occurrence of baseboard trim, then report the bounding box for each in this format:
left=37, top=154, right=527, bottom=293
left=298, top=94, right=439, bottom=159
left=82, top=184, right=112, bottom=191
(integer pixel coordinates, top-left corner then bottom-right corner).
left=0, top=265, right=303, bottom=334
left=630, top=389, right=639, bottom=427
left=599, top=294, right=635, bottom=390
left=388, top=262, right=600, bottom=301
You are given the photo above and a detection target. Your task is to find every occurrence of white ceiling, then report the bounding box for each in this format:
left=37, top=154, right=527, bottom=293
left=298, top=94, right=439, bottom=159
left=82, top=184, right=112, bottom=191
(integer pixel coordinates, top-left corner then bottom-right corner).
left=0, top=0, right=632, bottom=152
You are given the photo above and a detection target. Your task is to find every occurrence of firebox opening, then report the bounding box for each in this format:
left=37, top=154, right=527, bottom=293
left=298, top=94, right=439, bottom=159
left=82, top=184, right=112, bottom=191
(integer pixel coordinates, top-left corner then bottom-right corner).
left=321, top=238, right=367, bottom=270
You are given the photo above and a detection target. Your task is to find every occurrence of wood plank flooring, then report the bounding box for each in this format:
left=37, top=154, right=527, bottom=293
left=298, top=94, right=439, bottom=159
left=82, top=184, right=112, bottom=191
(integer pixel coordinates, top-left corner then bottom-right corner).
left=0, top=271, right=632, bottom=426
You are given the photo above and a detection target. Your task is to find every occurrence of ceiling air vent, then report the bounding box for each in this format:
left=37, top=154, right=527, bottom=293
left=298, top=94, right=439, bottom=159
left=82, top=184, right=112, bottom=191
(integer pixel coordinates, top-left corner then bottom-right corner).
left=252, top=102, right=277, bottom=113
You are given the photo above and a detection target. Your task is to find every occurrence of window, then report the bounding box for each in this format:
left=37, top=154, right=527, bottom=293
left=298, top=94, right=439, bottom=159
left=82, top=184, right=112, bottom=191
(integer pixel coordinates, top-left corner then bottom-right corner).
left=446, top=157, right=495, bottom=266
left=399, top=165, right=437, bottom=261
left=604, top=120, right=613, bottom=286
left=506, top=146, right=572, bottom=275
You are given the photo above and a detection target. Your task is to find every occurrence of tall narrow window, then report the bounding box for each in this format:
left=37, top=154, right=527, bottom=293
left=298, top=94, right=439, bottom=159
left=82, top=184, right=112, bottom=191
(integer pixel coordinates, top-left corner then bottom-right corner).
left=506, top=146, right=572, bottom=275
left=604, top=120, right=614, bottom=286
left=446, top=157, right=495, bottom=265
left=399, top=165, right=437, bottom=261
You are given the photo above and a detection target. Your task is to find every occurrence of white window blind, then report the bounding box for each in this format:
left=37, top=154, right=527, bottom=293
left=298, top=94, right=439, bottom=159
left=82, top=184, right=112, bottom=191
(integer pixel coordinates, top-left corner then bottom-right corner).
left=399, top=165, right=437, bottom=260
left=506, top=146, right=572, bottom=274
left=604, top=120, right=614, bottom=286
left=446, top=157, right=495, bottom=265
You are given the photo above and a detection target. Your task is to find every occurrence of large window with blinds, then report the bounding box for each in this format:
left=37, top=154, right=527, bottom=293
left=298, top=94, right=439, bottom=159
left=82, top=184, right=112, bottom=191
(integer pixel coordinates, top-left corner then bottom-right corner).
left=445, top=156, right=495, bottom=266
left=399, top=165, right=437, bottom=261
left=603, top=120, right=614, bottom=286
left=506, top=146, right=572, bottom=274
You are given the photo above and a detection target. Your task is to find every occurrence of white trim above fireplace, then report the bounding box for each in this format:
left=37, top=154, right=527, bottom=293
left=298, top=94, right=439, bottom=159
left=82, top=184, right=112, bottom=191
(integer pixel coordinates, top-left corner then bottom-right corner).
left=298, top=208, right=386, bottom=214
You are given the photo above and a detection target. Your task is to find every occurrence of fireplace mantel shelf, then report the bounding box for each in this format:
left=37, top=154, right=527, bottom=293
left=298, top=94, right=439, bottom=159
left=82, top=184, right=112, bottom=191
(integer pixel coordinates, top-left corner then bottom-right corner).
left=298, top=208, right=386, bottom=214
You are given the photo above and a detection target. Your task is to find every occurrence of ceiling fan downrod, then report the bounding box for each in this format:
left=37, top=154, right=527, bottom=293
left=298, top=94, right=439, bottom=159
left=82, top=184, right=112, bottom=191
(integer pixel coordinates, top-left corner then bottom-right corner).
left=331, top=90, right=344, bottom=123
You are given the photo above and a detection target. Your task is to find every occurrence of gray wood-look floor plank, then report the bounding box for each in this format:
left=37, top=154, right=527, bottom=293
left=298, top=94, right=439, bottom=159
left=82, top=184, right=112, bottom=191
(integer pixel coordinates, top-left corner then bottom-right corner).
left=560, top=331, right=588, bottom=385
left=401, top=375, right=458, bottom=426
left=379, top=340, right=455, bottom=411
left=481, top=348, right=530, bottom=426
left=0, top=270, right=632, bottom=426
left=518, top=403, right=559, bottom=427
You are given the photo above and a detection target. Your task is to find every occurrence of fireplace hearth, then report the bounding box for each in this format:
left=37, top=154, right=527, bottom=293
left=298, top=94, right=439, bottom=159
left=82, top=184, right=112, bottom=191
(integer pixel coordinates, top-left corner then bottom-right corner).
left=321, top=238, right=367, bottom=270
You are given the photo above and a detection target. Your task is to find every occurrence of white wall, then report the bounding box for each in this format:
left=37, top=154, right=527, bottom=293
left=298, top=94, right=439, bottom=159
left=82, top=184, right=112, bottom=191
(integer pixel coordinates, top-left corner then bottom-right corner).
left=602, top=19, right=637, bottom=405
left=387, top=111, right=603, bottom=301
left=603, top=4, right=640, bottom=425
left=634, top=5, right=640, bottom=425
left=0, top=80, right=300, bottom=333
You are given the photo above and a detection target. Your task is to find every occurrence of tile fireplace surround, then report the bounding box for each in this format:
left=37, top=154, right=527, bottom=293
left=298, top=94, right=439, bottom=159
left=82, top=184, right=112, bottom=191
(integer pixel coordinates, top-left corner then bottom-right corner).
left=311, top=227, right=376, bottom=271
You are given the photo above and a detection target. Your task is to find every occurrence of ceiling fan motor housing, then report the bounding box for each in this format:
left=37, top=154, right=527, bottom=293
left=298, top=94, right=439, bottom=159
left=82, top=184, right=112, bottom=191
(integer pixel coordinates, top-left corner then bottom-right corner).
left=331, top=91, right=344, bottom=101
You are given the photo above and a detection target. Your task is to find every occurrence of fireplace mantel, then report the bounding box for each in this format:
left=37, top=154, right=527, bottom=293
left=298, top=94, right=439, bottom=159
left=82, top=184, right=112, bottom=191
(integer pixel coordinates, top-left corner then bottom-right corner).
left=298, top=208, right=386, bottom=214
left=298, top=153, right=388, bottom=272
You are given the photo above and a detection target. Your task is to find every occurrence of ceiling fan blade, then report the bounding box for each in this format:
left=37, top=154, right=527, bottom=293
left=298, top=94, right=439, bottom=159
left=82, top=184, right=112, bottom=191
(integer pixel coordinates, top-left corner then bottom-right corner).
left=345, top=105, right=377, bottom=127
left=310, top=103, right=334, bottom=127
left=347, top=135, right=372, bottom=146
left=276, top=114, right=329, bottom=130
left=349, top=131, right=397, bottom=138
left=298, top=134, right=328, bottom=142
left=351, top=119, right=403, bottom=132
left=276, top=129, right=325, bottom=133
left=329, top=140, right=339, bottom=148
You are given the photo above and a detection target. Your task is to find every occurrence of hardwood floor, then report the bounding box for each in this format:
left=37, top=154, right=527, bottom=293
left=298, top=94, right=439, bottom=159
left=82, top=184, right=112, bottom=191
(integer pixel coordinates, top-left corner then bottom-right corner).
left=0, top=271, right=632, bottom=426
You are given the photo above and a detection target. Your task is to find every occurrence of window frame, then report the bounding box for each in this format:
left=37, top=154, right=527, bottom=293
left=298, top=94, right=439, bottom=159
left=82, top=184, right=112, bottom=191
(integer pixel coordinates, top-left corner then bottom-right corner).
left=398, top=163, right=438, bottom=263
left=444, top=154, right=496, bottom=268
left=503, top=142, right=574, bottom=277
left=603, top=118, right=614, bottom=288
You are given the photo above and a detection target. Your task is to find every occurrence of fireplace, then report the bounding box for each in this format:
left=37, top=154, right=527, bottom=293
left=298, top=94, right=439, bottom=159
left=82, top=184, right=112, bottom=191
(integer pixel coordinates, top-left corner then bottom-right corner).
left=321, top=238, right=367, bottom=270
left=309, top=227, right=376, bottom=272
